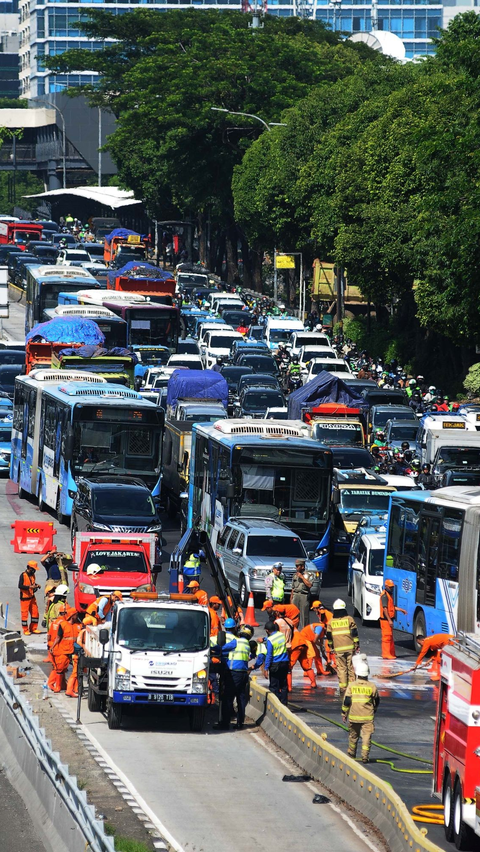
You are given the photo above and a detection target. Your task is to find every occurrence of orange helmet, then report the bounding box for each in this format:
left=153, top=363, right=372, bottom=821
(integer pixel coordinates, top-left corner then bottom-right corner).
left=111, top=591, right=123, bottom=601
left=384, top=579, right=394, bottom=588
left=262, top=600, right=274, bottom=611
left=82, top=615, right=97, bottom=625
left=65, top=606, right=78, bottom=619
left=187, top=581, right=200, bottom=589
left=27, top=560, right=39, bottom=570
left=310, top=600, right=323, bottom=610
left=209, top=596, right=222, bottom=605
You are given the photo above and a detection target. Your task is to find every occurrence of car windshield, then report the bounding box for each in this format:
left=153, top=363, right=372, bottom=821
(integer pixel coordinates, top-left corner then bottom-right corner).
left=312, top=423, right=363, bottom=445
left=92, top=490, right=156, bottom=517
left=221, top=367, right=252, bottom=388
left=368, top=550, right=384, bottom=576
left=169, top=358, right=202, bottom=369
left=209, top=335, right=238, bottom=349
left=332, top=449, right=375, bottom=468
left=241, top=356, right=276, bottom=372
left=117, top=607, right=209, bottom=652
left=177, top=341, right=198, bottom=354
left=84, top=549, right=148, bottom=573
left=224, top=312, right=252, bottom=326
left=303, top=350, right=336, bottom=362
left=240, top=375, right=278, bottom=389
left=184, top=412, right=226, bottom=423
left=389, top=424, right=419, bottom=441
left=295, top=336, right=329, bottom=347
left=246, top=535, right=306, bottom=558
left=311, top=362, right=348, bottom=374
left=64, top=251, right=89, bottom=260
left=269, top=330, right=291, bottom=343
left=373, top=409, right=412, bottom=427
left=249, top=328, right=264, bottom=340
left=438, top=447, right=480, bottom=468
left=340, top=489, right=392, bottom=513
left=243, top=391, right=284, bottom=410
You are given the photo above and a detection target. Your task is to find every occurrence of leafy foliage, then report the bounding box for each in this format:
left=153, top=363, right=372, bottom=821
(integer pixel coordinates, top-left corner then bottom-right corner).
left=464, top=363, right=480, bottom=396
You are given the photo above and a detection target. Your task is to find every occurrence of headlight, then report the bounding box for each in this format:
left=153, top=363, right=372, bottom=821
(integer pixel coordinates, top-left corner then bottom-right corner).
left=68, top=489, right=77, bottom=499
left=364, top=583, right=381, bottom=595
left=148, top=523, right=163, bottom=533
left=92, top=523, right=112, bottom=531
left=192, top=668, right=208, bottom=693
left=249, top=567, right=269, bottom=578
left=79, top=582, right=96, bottom=594
left=115, top=664, right=131, bottom=691
left=314, top=547, right=329, bottom=557
left=136, top=584, right=154, bottom=592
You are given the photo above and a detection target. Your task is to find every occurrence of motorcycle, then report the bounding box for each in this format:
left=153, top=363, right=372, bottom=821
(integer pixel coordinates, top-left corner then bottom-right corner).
left=287, top=375, right=303, bottom=394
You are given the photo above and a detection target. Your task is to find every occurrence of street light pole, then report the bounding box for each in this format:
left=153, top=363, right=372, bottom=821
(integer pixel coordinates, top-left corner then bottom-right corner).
left=211, top=107, right=287, bottom=132
left=31, top=96, right=66, bottom=188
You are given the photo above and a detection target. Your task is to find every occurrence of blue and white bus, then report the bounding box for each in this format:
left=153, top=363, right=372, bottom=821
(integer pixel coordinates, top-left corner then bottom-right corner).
left=187, top=420, right=332, bottom=569
left=384, top=487, right=480, bottom=649
left=25, top=265, right=100, bottom=334
left=11, top=373, right=164, bottom=523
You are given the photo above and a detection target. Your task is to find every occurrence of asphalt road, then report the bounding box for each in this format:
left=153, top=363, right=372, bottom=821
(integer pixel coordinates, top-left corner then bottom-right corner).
left=0, top=768, right=48, bottom=852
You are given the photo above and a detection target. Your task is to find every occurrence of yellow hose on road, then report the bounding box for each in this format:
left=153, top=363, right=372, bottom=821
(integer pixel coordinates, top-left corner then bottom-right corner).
left=411, top=804, right=444, bottom=825
left=374, top=759, right=432, bottom=775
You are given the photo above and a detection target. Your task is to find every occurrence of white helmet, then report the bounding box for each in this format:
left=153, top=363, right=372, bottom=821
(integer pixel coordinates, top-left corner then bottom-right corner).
left=429, top=385, right=435, bottom=392
left=408, top=378, right=416, bottom=387
left=333, top=598, right=346, bottom=611
left=356, top=662, right=369, bottom=678
left=86, top=563, right=102, bottom=576
left=55, top=584, right=69, bottom=596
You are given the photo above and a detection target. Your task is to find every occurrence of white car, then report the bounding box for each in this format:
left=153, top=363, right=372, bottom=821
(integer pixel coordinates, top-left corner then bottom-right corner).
left=143, top=366, right=175, bottom=390
left=298, top=345, right=337, bottom=368
left=197, top=322, right=232, bottom=345
left=56, top=249, right=91, bottom=266
left=290, top=332, right=333, bottom=355
left=200, top=329, right=243, bottom=369
left=351, top=530, right=385, bottom=622
left=304, top=358, right=353, bottom=383
left=167, top=354, right=204, bottom=371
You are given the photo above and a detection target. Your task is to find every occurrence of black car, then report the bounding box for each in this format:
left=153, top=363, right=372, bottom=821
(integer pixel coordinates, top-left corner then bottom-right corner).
left=0, top=364, right=23, bottom=398
left=362, top=388, right=408, bottom=408
left=236, top=354, right=279, bottom=375
left=52, top=233, right=76, bottom=247
left=237, top=373, right=281, bottom=394
left=37, top=220, right=60, bottom=233
left=177, top=337, right=200, bottom=355
left=70, top=476, right=163, bottom=560
left=234, top=386, right=286, bottom=418
left=222, top=310, right=253, bottom=329
left=232, top=346, right=269, bottom=365
left=0, top=245, right=22, bottom=263
left=85, top=243, right=105, bottom=261
left=220, top=365, right=254, bottom=414
left=32, top=245, right=58, bottom=264
left=330, top=446, right=376, bottom=469
left=0, top=349, right=25, bottom=367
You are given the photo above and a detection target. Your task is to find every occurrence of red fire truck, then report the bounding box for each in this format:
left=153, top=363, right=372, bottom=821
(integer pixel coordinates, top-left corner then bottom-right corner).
left=433, top=633, right=480, bottom=850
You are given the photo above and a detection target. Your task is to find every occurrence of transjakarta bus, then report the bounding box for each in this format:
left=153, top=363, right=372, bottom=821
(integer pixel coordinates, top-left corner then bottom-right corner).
left=25, top=265, right=100, bottom=334
left=11, top=375, right=164, bottom=523
left=187, top=420, right=333, bottom=567
left=383, top=487, right=480, bottom=649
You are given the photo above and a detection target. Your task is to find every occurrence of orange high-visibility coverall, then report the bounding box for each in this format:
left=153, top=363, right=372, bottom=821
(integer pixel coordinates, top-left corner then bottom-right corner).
left=380, top=589, right=396, bottom=660
left=288, top=630, right=317, bottom=689
left=415, top=633, right=454, bottom=679
left=273, top=604, right=300, bottom=628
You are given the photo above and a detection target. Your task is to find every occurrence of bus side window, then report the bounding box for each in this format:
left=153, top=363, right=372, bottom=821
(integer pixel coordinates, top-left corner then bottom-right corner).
left=438, top=511, right=463, bottom=582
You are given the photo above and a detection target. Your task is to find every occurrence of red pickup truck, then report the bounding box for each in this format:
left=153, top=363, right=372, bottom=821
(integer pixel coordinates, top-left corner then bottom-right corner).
left=71, top=532, right=157, bottom=612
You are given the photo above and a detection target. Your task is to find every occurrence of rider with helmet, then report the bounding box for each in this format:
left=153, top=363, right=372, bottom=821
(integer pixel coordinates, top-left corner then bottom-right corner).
left=406, top=378, right=418, bottom=398
left=212, top=356, right=224, bottom=373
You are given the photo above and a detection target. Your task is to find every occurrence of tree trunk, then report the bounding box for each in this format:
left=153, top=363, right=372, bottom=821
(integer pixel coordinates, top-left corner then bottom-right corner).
left=198, top=211, right=207, bottom=265
left=226, top=226, right=238, bottom=284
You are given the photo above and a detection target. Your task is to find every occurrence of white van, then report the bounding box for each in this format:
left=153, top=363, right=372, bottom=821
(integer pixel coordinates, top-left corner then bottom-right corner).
left=350, top=530, right=385, bottom=622
left=265, top=317, right=304, bottom=350
left=416, top=415, right=479, bottom=465
left=289, top=331, right=333, bottom=354
left=200, top=328, right=243, bottom=369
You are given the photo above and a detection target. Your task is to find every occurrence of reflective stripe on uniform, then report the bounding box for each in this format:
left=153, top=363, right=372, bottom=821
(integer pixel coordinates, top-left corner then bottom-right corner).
left=330, top=617, right=355, bottom=652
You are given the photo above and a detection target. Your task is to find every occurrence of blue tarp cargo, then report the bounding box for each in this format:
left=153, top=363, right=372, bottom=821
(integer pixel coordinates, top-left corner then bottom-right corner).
left=166, top=369, right=228, bottom=410
left=106, top=262, right=175, bottom=289
left=104, top=228, right=144, bottom=245
left=26, top=317, right=105, bottom=346
left=287, top=372, right=366, bottom=420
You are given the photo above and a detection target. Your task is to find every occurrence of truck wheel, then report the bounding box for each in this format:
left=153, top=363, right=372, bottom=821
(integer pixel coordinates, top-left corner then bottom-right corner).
left=17, top=467, right=26, bottom=500
left=443, top=771, right=454, bottom=843
left=107, top=699, right=123, bottom=730
left=56, top=493, right=68, bottom=527
left=239, top=578, right=249, bottom=608
left=453, top=778, right=474, bottom=850
left=87, top=679, right=103, bottom=713
left=189, top=706, right=206, bottom=732
left=413, top=611, right=426, bottom=653
left=38, top=484, right=46, bottom=513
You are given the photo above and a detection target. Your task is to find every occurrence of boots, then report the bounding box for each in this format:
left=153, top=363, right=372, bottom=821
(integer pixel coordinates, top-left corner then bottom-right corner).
left=47, top=670, right=63, bottom=693
left=306, top=669, right=317, bottom=688
left=65, top=672, right=78, bottom=698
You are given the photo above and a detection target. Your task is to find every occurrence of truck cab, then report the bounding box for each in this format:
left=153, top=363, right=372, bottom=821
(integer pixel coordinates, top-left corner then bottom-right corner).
left=303, top=403, right=365, bottom=447
left=71, top=532, right=157, bottom=611
left=83, top=595, right=210, bottom=730
left=331, top=468, right=395, bottom=555
left=416, top=414, right=479, bottom=466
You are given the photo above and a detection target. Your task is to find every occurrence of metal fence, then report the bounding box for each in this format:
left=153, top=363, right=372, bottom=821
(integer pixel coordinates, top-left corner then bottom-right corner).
left=0, top=660, right=115, bottom=852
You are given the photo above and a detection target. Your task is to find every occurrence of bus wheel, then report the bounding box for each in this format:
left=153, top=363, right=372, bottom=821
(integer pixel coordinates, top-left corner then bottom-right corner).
left=443, top=771, right=454, bottom=843
left=453, top=778, right=474, bottom=850
left=87, top=679, right=103, bottom=713
left=106, top=699, right=123, bottom=730
left=56, top=493, right=67, bottom=527
left=413, top=611, right=426, bottom=654
left=38, top=484, right=46, bottom=513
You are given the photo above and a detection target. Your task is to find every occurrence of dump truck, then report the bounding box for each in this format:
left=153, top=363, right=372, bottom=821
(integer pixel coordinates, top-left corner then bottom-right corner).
left=70, top=531, right=158, bottom=612
left=51, top=346, right=137, bottom=388
left=81, top=593, right=210, bottom=730
left=103, top=229, right=149, bottom=264
left=302, top=402, right=366, bottom=447
left=106, top=263, right=176, bottom=304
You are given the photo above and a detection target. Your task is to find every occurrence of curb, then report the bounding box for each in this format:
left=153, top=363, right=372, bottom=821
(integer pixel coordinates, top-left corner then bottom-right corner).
left=248, top=680, right=442, bottom=852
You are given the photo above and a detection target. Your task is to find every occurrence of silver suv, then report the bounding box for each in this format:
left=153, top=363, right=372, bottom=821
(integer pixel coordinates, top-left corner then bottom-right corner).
left=216, top=517, right=321, bottom=607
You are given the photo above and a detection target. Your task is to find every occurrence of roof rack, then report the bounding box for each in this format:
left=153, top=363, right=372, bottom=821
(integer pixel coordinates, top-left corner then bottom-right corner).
left=53, top=306, right=116, bottom=318
left=29, top=370, right=107, bottom=383
left=213, top=420, right=304, bottom=438
left=58, top=385, right=141, bottom=399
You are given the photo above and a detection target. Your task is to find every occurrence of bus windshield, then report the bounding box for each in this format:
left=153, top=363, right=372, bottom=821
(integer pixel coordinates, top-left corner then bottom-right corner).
left=117, top=607, right=209, bottom=652
left=72, top=407, right=161, bottom=478
left=269, top=329, right=291, bottom=343
left=128, top=310, right=178, bottom=348
left=313, top=423, right=363, bottom=446
left=340, top=489, right=392, bottom=514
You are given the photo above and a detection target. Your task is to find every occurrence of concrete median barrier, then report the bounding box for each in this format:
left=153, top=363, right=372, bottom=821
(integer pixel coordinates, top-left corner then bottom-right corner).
left=248, top=679, right=441, bottom=852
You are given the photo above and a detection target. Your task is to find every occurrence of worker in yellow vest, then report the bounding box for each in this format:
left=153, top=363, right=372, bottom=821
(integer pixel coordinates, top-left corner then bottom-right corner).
left=342, top=658, right=379, bottom=763
left=326, top=599, right=359, bottom=698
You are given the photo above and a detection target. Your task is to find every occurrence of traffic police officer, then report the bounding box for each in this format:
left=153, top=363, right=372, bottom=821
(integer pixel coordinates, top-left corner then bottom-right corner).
left=264, top=620, right=290, bottom=706
left=265, top=562, right=285, bottom=603
left=326, top=599, right=359, bottom=698
left=342, top=659, right=379, bottom=763
left=219, top=618, right=251, bottom=730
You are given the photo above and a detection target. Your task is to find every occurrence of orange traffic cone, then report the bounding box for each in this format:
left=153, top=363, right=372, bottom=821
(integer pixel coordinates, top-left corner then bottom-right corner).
left=244, top=592, right=259, bottom=627
left=178, top=573, right=184, bottom=593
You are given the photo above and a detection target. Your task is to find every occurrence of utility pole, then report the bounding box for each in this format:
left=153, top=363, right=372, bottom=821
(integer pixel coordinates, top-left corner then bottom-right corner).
left=98, top=108, right=102, bottom=187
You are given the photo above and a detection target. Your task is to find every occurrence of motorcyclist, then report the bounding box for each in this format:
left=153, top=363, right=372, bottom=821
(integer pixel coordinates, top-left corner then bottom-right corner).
left=212, top=356, right=224, bottom=373
left=274, top=342, right=290, bottom=368
left=409, top=391, right=425, bottom=415
left=406, top=378, right=418, bottom=399
left=372, top=430, right=387, bottom=448
left=286, top=355, right=302, bottom=391
left=416, top=463, right=437, bottom=490
left=401, top=442, right=413, bottom=463
left=423, top=385, right=437, bottom=405
left=435, top=395, right=449, bottom=412
left=392, top=451, right=410, bottom=476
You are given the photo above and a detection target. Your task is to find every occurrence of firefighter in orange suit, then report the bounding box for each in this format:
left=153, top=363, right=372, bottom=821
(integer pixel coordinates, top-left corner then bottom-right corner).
left=414, top=633, right=454, bottom=680
left=379, top=580, right=406, bottom=660
left=18, top=561, right=41, bottom=635
left=48, top=606, right=80, bottom=694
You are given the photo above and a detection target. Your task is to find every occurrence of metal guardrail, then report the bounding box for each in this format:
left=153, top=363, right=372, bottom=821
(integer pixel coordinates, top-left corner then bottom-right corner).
left=248, top=680, right=442, bottom=852
left=0, top=660, right=115, bottom=852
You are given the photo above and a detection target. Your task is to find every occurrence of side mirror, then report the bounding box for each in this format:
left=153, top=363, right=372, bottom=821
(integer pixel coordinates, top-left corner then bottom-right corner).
left=352, top=561, right=363, bottom=572
left=307, top=551, right=315, bottom=559
left=68, top=562, right=78, bottom=572
left=179, top=492, right=189, bottom=500
left=332, top=491, right=340, bottom=506
left=233, top=547, right=242, bottom=556
left=99, top=628, right=109, bottom=646
left=64, top=430, right=74, bottom=461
